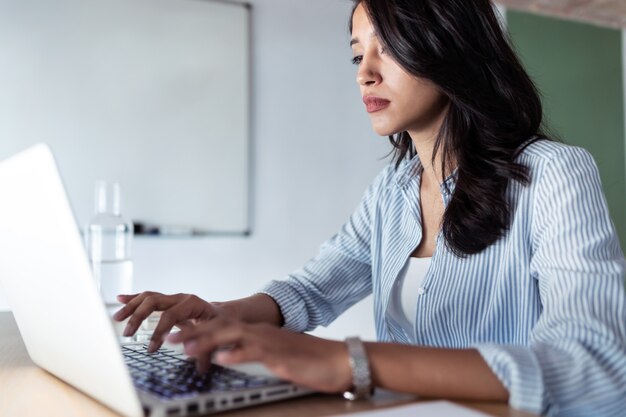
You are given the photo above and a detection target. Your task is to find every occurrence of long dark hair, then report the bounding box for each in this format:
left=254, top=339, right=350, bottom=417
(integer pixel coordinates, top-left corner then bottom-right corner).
left=350, top=0, right=550, bottom=257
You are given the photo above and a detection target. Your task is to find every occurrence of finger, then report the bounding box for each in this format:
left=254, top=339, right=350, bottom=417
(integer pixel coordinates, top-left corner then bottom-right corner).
left=148, top=302, right=204, bottom=352
left=166, top=326, right=194, bottom=344
left=123, top=293, right=181, bottom=337
left=174, top=320, right=195, bottom=331
left=214, top=324, right=279, bottom=367
left=113, top=291, right=158, bottom=322
left=165, top=318, right=227, bottom=344
left=195, top=354, right=212, bottom=374
left=168, top=320, right=247, bottom=357
left=214, top=346, right=258, bottom=365
left=189, top=325, right=245, bottom=357
left=116, top=293, right=139, bottom=304
left=112, top=294, right=140, bottom=320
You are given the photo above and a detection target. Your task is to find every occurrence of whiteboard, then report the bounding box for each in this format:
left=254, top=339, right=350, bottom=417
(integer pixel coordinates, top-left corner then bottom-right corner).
left=0, top=0, right=250, bottom=234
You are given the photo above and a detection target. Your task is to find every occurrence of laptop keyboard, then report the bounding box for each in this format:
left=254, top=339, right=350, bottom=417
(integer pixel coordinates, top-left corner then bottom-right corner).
left=122, top=344, right=283, bottom=399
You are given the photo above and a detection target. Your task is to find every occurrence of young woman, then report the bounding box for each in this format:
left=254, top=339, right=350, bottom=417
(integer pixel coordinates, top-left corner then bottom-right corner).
left=114, top=1, right=626, bottom=415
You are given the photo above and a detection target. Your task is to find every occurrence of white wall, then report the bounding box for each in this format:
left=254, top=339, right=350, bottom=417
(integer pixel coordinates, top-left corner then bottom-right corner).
left=0, top=0, right=388, bottom=340
left=0, top=0, right=251, bottom=233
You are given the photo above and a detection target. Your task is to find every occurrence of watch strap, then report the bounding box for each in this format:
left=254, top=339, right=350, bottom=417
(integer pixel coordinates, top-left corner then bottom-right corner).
left=343, top=336, right=372, bottom=400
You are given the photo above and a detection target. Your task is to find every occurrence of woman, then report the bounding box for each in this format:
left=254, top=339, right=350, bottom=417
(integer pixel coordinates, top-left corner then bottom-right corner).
left=114, top=1, right=626, bottom=415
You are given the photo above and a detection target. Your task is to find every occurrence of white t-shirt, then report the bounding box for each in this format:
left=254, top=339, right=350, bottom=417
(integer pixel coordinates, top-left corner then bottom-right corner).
left=388, top=257, right=432, bottom=337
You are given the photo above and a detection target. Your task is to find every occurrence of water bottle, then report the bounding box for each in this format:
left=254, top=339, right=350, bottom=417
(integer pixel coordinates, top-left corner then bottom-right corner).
left=85, top=181, right=134, bottom=307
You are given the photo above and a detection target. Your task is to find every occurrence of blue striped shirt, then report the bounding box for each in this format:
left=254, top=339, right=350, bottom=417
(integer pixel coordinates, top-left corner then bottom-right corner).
left=260, top=140, right=626, bottom=416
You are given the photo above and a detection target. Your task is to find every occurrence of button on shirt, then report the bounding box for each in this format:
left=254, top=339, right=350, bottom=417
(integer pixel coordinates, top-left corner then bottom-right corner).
left=260, top=140, right=626, bottom=416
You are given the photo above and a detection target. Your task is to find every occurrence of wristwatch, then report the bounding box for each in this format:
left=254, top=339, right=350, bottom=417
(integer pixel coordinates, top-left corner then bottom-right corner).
left=343, top=336, right=373, bottom=400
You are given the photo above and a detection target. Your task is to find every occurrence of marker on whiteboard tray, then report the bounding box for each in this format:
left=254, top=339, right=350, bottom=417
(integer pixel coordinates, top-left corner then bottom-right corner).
left=133, top=222, right=196, bottom=236
left=133, top=222, right=159, bottom=235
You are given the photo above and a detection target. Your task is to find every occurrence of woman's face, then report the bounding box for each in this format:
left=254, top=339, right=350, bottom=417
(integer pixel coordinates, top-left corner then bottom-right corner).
left=350, top=3, right=449, bottom=138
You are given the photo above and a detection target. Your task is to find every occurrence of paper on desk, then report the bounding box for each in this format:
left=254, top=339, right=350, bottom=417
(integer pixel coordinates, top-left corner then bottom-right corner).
left=325, top=400, right=492, bottom=417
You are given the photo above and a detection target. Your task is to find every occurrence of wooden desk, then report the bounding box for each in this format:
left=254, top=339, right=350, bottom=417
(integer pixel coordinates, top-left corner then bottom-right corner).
left=0, top=312, right=537, bottom=417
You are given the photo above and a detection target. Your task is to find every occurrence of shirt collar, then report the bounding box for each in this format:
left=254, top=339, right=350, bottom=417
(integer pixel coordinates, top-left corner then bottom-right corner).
left=394, top=154, right=458, bottom=196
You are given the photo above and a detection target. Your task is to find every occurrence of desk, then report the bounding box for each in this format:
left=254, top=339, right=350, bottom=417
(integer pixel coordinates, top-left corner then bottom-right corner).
left=0, top=312, right=537, bottom=417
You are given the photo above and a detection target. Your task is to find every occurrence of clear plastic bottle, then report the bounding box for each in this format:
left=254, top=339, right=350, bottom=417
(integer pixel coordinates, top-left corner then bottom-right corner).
left=84, top=181, right=134, bottom=307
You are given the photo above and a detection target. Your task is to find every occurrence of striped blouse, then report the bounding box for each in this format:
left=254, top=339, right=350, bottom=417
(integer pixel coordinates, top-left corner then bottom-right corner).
left=260, top=140, right=626, bottom=416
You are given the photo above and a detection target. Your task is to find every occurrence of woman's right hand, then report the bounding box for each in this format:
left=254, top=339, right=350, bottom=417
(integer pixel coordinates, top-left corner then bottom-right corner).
left=113, top=292, right=229, bottom=352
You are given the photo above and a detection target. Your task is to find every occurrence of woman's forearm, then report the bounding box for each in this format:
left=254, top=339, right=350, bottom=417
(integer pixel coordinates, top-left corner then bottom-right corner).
left=216, top=297, right=506, bottom=401
left=215, top=294, right=284, bottom=327
left=365, top=343, right=509, bottom=401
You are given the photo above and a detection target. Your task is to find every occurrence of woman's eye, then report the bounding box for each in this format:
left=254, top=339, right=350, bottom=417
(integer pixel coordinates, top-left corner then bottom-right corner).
left=351, top=55, right=363, bottom=65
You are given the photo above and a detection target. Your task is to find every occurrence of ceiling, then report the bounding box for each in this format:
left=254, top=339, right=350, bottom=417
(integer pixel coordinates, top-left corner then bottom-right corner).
left=497, top=0, right=626, bottom=29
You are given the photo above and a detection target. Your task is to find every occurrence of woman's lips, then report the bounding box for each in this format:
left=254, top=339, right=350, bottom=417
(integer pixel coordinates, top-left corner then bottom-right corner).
left=363, top=96, right=391, bottom=113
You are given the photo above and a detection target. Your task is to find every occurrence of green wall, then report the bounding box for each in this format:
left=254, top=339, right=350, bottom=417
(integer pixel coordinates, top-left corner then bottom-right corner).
left=507, top=11, right=626, bottom=249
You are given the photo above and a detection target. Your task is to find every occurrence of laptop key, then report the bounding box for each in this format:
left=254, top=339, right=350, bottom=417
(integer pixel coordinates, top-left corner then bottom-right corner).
left=124, top=344, right=289, bottom=399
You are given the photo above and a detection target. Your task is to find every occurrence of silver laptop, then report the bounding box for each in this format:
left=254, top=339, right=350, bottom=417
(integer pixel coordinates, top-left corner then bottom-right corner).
left=0, top=144, right=312, bottom=417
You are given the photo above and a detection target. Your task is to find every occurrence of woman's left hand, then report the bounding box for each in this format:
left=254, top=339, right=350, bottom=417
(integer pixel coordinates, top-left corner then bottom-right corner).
left=165, top=318, right=353, bottom=393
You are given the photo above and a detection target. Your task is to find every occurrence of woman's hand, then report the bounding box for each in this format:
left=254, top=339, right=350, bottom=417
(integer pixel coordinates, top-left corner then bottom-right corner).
left=166, top=318, right=353, bottom=394
left=113, top=292, right=229, bottom=352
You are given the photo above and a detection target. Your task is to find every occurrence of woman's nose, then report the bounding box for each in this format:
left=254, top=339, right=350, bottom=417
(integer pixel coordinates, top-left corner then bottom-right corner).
left=357, top=60, right=381, bottom=86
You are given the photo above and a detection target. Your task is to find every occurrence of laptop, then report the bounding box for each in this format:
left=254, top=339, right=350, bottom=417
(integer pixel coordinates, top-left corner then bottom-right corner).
left=0, top=144, right=312, bottom=417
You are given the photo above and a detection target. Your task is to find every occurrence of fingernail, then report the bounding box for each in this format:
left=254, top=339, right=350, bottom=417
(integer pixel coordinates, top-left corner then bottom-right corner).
left=123, top=324, right=132, bottom=337
left=185, top=341, right=198, bottom=355
left=148, top=341, right=157, bottom=352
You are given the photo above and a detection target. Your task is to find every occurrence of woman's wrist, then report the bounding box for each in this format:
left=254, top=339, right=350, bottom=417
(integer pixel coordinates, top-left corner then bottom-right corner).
left=215, top=294, right=284, bottom=326
left=361, top=343, right=508, bottom=401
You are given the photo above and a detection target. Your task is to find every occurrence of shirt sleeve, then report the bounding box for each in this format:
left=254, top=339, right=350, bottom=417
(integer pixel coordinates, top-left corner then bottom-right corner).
left=475, top=146, right=626, bottom=416
left=258, top=165, right=393, bottom=333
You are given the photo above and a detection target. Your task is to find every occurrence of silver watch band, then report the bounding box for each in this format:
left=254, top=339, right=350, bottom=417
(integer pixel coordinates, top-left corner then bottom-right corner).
left=343, top=336, right=372, bottom=400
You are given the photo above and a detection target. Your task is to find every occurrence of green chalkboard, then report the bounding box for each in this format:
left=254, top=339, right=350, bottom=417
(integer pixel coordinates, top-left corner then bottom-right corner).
left=507, top=11, right=626, bottom=249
